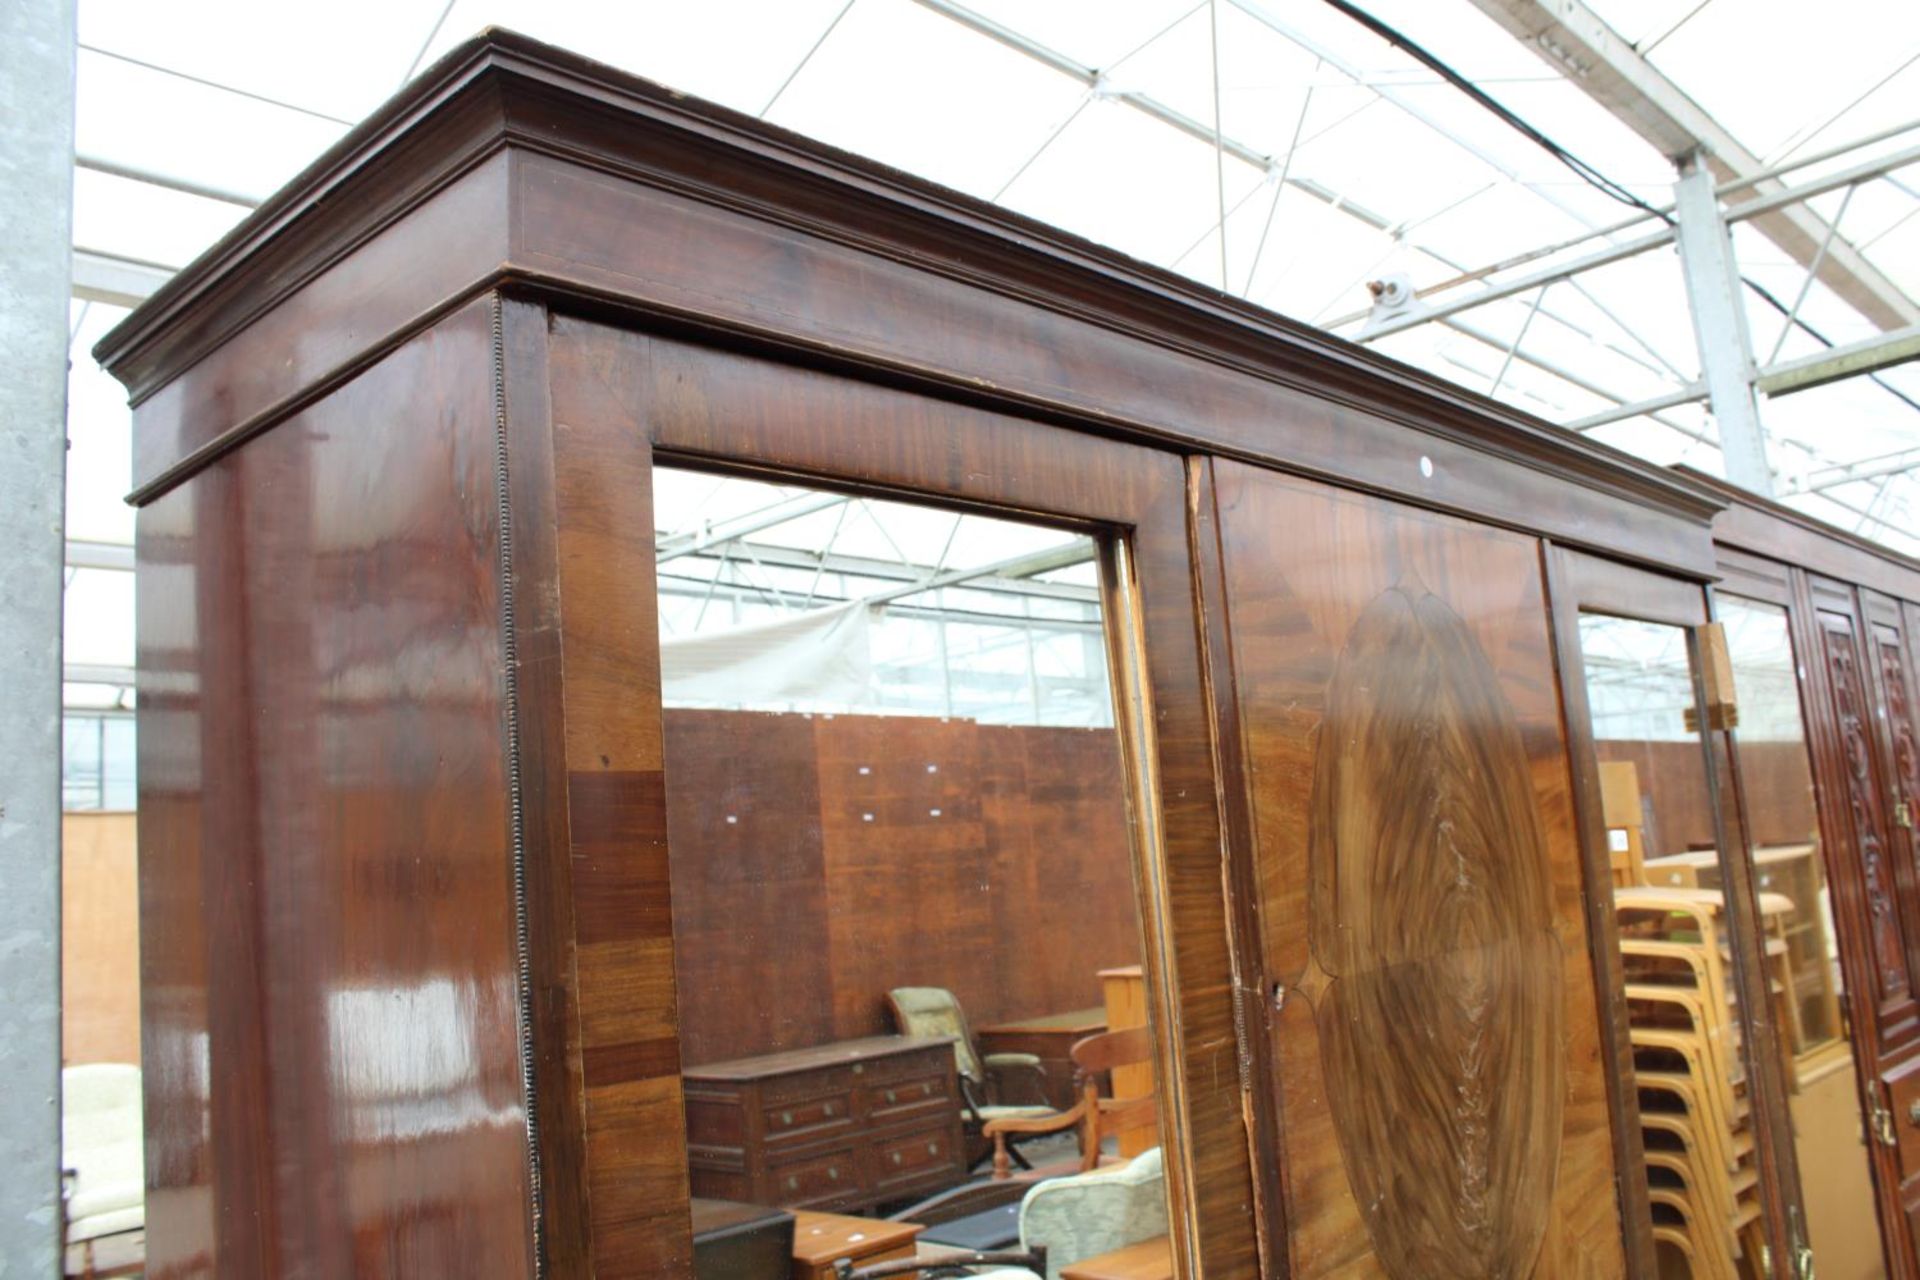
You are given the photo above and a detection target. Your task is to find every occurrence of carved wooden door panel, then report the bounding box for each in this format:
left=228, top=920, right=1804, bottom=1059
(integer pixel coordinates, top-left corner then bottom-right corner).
left=1205, top=461, right=1626, bottom=1279
left=1805, top=578, right=1920, bottom=1273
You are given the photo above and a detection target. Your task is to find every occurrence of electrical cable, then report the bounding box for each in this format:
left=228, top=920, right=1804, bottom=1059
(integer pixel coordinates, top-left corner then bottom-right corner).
left=1316, top=0, right=1671, bottom=221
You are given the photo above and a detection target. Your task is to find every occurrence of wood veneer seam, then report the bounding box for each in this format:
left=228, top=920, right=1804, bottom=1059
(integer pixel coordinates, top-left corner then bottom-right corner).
left=492, top=291, right=547, bottom=1277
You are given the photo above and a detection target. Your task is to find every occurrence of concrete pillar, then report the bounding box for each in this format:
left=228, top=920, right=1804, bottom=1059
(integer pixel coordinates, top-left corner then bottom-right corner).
left=1673, top=149, right=1774, bottom=495
left=0, top=0, right=76, bottom=1272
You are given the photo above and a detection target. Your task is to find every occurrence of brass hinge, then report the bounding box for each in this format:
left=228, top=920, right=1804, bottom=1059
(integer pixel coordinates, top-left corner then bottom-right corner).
left=1790, top=1207, right=1817, bottom=1280
left=1870, top=1095, right=1898, bottom=1147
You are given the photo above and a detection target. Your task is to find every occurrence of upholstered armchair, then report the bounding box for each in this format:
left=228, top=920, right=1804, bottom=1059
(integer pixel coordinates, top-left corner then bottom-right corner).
left=886, top=987, right=1056, bottom=1170
left=1016, top=1147, right=1167, bottom=1279
left=61, top=1064, right=145, bottom=1277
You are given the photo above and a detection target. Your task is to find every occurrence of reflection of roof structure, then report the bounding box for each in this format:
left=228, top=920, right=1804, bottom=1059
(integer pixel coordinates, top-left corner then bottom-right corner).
left=653, top=469, right=1113, bottom=726
left=58, top=0, right=1920, bottom=710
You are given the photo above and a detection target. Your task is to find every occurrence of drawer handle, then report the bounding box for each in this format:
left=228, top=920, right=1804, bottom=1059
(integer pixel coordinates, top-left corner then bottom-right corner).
left=786, top=1176, right=798, bottom=1191
left=828, top=1167, right=840, bottom=1181
left=1908, top=1100, right=1920, bottom=1127
left=852, top=1064, right=863, bottom=1075
left=885, top=1089, right=897, bottom=1104
left=926, top=1141, right=938, bottom=1155
left=822, top=1103, right=835, bottom=1118
left=892, top=1152, right=903, bottom=1166
left=780, top=1110, right=793, bottom=1126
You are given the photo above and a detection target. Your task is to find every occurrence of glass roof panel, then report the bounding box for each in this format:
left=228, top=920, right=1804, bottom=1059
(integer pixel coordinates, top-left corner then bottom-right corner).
left=58, top=0, right=1920, bottom=560
left=1648, top=0, right=1920, bottom=162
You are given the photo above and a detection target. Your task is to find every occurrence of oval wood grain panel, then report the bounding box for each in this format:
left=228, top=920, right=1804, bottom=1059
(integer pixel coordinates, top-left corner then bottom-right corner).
left=1307, top=578, right=1564, bottom=1279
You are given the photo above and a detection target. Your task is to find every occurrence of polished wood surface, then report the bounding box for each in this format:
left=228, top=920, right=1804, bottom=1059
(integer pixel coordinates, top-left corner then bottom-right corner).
left=133, top=300, right=535, bottom=1277
left=1208, top=463, right=1626, bottom=1278
left=1783, top=570, right=1920, bottom=1278
left=1313, top=570, right=1564, bottom=1278
left=1058, top=1235, right=1173, bottom=1280
left=663, top=710, right=1135, bottom=1068
left=788, top=1210, right=922, bottom=1280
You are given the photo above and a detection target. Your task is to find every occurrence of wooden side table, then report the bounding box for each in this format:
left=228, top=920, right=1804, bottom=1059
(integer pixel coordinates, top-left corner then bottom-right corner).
left=789, top=1210, right=923, bottom=1280
left=975, top=1007, right=1106, bottom=1110
left=1059, top=1234, right=1172, bottom=1280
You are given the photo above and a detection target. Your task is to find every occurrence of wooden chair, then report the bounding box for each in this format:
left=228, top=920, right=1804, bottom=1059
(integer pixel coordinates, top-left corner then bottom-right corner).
left=1617, top=894, right=1772, bottom=1277
left=982, top=1026, right=1155, bottom=1180
left=887, top=988, right=1057, bottom=1172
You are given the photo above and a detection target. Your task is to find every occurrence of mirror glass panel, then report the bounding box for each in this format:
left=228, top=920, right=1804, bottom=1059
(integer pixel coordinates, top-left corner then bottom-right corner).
left=1577, top=611, right=1768, bottom=1278
left=651, top=464, right=1166, bottom=1272
left=1719, top=594, right=1879, bottom=1279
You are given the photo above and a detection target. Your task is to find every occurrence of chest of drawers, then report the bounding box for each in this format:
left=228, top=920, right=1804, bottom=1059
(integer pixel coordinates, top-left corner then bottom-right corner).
left=684, top=1036, right=965, bottom=1213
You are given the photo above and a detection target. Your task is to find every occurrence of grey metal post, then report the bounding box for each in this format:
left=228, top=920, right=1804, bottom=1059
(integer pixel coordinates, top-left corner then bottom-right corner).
left=0, top=0, right=76, bottom=1273
left=1673, top=149, right=1775, bottom=495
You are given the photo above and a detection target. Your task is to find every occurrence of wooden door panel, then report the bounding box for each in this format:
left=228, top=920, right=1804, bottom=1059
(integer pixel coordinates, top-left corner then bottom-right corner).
left=1813, top=605, right=1920, bottom=1043
left=1208, top=461, right=1624, bottom=1278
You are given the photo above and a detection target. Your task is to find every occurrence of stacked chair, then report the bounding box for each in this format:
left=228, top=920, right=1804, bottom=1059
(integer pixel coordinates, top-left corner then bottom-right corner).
left=1616, top=887, right=1771, bottom=1278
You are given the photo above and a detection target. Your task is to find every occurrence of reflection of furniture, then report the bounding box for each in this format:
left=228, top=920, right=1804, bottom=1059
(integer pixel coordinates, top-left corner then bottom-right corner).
left=684, top=1037, right=965, bottom=1213
left=1615, top=894, right=1768, bottom=1277
left=61, top=1064, right=145, bottom=1279
left=888, top=989, right=1055, bottom=1172
left=1095, top=968, right=1151, bottom=1158
left=790, top=1209, right=923, bottom=1280
left=1019, top=1147, right=1168, bottom=1280
left=1059, top=1236, right=1173, bottom=1280
left=976, top=1009, right=1107, bottom=1111
left=691, top=1198, right=798, bottom=1280
left=984, top=1027, right=1155, bottom=1179
left=1599, top=760, right=1649, bottom=887
left=1648, top=842, right=1844, bottom=1066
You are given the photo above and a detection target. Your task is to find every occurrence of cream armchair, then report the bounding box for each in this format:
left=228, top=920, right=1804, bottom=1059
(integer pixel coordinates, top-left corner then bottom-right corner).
left=62, top=1063, right=145, bottom=1268
left=1014, top=1146, right=1166, bottom=1279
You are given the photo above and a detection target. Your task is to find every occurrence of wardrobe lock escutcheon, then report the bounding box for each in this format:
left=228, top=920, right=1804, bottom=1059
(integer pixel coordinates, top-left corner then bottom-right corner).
left=1896, top=800, right=1914, bottom=830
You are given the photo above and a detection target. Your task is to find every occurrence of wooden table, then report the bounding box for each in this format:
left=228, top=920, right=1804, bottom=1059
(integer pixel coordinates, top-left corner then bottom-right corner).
left=789, top=1210, right=923, bottom=1280
left=1097, top=966, right=1154, bottom=1157
left=1060, top=1234, right=1173, bottom=1280
left=976, top=1007, right=1106, bottom=1110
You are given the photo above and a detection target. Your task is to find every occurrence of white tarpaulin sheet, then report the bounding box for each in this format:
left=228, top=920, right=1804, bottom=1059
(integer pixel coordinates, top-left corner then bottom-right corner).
left=659, top=601, right=872, bottom=706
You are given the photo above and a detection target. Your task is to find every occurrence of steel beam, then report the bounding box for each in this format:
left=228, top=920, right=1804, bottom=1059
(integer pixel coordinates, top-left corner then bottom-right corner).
left=909, top=0, right=1399, bottom=231
left=1466, top=0, right=1918, bottom=331
left=0, top=0, right=75, bottom=1271
left=862, top=540, right=1093, bottom=605
left=65, top=539, right=135, bottom=571
left=72, top=246, right=171, bottom=307
left=1756, top=322, right=1920, bottom=397
left=1673, top=152, right=1771, bottom=493
left=673, top=539, right=1098, bottom=604
left=1784, top=445, right=1920, bottom=495
left=655, top=492, right=849, bottom=562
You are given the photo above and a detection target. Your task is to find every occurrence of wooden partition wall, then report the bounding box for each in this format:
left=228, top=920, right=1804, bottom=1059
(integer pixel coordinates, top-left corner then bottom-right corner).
left=98, top=29, right=1920, bottom=1280
left=662, top=709, right=1136, bottom=1066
